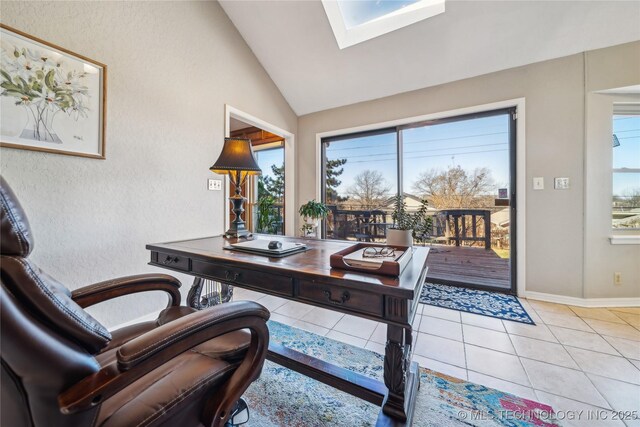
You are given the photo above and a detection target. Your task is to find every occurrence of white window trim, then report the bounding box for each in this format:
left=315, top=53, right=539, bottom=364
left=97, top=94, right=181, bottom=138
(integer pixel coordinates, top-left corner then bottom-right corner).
left=315, top=98, right=527, bottom=297
left=609, top=235, right=640, bottom=245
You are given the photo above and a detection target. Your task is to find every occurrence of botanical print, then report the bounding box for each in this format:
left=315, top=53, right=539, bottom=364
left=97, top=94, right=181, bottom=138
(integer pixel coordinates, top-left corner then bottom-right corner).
left=0, top=25, right=105, bottom=158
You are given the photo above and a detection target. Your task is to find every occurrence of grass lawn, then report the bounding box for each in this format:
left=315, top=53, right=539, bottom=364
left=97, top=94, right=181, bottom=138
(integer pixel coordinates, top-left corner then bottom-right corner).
left=492, top=248, right=510, bottom=259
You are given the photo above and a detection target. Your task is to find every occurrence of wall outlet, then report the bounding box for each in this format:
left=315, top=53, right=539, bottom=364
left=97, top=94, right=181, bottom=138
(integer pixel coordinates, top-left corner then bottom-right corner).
left=207, top=179, right=222, bottom=191
left=554, top=177, right=570, bottom=190
left=533, top=177, right=544, bottom=190
left=614, top=272, right=622, bottom=285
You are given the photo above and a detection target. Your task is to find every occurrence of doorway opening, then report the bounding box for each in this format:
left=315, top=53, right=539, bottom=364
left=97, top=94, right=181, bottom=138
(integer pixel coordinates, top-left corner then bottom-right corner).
left=229, top=117, right=285, bottom=236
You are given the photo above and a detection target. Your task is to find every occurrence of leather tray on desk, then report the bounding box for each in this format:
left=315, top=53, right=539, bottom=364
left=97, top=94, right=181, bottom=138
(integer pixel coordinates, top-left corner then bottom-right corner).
left=330, top=243, right=413, bottom=277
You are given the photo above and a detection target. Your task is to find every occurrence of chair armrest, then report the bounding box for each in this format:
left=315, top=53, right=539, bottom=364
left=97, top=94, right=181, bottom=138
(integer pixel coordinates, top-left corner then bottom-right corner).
left=71, top=274, right=182, bottom=308
left=58, top=301, right=270, bottom=417
left=117, top=300, right=269, bottom=369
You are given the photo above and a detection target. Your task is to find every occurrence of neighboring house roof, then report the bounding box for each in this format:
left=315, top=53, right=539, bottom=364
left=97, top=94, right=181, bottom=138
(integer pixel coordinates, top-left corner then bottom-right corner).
left=491, top=208, right=510, bottom=228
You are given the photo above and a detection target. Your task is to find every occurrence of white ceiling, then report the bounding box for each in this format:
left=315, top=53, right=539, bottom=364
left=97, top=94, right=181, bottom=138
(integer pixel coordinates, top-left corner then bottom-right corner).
left=220, top=1, right=640, bottom=116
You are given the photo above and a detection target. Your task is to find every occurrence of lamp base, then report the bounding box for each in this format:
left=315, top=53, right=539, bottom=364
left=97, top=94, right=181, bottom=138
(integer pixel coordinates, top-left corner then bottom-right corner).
left=225, top=228, right=252, bottom=239
left=226, top=195, right=252, bottom=239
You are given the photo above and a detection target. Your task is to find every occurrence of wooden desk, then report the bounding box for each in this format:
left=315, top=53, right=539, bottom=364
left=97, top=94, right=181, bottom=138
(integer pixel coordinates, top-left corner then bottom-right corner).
left=147, top=235, right=428, bottom=426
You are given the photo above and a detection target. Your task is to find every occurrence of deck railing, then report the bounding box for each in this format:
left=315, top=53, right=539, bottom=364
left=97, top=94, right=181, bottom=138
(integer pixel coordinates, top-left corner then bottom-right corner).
left=437, top=209, right=491, bottom=250
left=325, top=206, right=492, bottom=249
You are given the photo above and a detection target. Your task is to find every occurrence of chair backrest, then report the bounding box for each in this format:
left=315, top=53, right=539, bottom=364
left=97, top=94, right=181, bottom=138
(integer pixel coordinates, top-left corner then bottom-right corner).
left=0, top=176, right=110, bottom=427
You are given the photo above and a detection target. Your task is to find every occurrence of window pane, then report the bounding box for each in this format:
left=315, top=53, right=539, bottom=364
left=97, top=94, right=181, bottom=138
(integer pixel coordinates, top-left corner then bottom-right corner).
left=323, top=131, right=397, bottom=240
left=255, top=147, right=284, bottom=235
left=613, top=114, right=640, bottom=169
left=612, top=113, right=640, bottom=229
left=402, top=115, right=511, bottom=205
left=337, top=0, right=419, bottom=28
left=402, top=114, right=512, bottom=259
left=612, top=172, right=640, bottom=229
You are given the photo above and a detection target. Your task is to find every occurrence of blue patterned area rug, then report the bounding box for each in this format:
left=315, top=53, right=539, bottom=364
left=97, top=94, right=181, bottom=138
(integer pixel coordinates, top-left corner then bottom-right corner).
left=242, top=321, right=558, bottom=426
left=420, top=283, right=535, bottom=325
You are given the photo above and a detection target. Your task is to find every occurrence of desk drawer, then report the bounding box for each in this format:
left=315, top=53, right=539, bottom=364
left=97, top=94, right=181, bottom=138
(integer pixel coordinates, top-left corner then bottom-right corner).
left=153, top=252, right=191, bottom=272
left=192, top=260, right=293, bottom=297
left=298, top=280, right=383, bottom=317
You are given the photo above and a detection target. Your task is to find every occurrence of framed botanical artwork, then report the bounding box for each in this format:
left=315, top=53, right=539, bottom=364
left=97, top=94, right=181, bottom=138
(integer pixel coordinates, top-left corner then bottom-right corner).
left=0, top=24, right=106, bottom=159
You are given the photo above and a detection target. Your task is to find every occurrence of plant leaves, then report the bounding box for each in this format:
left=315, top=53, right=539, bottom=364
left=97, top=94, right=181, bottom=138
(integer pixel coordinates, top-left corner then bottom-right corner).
left=44, top=69, right=56, bottom=90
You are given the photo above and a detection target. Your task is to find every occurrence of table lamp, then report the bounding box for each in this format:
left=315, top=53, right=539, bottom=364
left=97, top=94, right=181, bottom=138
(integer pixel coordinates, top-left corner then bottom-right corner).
left=210, top=137, right=262, bottom=238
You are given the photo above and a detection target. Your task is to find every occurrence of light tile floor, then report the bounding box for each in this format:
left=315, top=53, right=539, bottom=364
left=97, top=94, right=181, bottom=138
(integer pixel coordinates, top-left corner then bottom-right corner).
left=232, top=288, right=640, bottom=426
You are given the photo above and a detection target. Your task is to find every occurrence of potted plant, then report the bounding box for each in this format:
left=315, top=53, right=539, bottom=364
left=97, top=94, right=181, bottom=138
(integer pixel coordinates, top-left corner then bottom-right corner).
left=256, top=195, right=277, bottom=234
left=388, top=195, right=432, bottom=247
left=299, top=200, right=329, bottom=237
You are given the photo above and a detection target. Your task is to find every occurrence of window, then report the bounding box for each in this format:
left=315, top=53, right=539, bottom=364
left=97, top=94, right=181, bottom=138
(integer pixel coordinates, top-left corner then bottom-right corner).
left=612, top=104, right=640, bottom=229
left=337, top=0, right=422, bottom=29
left=321, top=108, right=517, bottom=291
left=322, top=129, right=397, bottom=241
left=321, top=108, right=515, bottom=245
left=322, top=0, right=445, bottom=49
left=254, top=145, right=285, bottom=235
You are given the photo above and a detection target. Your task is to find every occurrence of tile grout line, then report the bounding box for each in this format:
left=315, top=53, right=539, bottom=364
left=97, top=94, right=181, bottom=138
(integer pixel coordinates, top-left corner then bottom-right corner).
left=237, top=290, right=640, bottom=410
left=501, top=317, right=535, bottom=390
left=546, top=322, right=619, bottom=411
left=460, top=316, right=469, bottom=374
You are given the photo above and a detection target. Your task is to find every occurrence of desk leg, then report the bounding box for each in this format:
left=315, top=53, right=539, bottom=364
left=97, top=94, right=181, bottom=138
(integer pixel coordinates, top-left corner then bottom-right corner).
left=379, top=324, right=419, bottom=426
left=187, top=277, right=233, bottom=309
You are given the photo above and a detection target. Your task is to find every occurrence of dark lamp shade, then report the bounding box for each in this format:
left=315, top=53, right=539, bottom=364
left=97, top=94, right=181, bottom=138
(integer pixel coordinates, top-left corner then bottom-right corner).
left=210, top=138, right=262, bottom=175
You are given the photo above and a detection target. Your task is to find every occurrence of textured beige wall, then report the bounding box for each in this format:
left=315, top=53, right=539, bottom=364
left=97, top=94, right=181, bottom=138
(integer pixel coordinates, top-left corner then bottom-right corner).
left=0, top=1, right=297, bottom=326
left=297, top=41, right=640, bottom=299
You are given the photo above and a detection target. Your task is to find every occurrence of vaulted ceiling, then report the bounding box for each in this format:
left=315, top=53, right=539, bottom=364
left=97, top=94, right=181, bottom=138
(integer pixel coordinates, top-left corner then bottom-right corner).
left=220, top=1, right=640, bottom=116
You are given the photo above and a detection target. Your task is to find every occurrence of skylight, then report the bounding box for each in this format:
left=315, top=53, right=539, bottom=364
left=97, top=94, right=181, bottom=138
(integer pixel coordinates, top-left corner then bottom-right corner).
left=337, top=1, right=421, bottom=29
left=322, top=0, right=445, bottom=49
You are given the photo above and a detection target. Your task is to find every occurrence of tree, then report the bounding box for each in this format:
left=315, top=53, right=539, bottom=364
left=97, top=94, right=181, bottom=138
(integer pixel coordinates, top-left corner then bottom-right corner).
left=325, top=158, right=347, bottom=205
left=261, top=163, right=285, bottom=202
left=346, top=169, right=392, bottom=210
left=411, top=165, right=494, bottom=209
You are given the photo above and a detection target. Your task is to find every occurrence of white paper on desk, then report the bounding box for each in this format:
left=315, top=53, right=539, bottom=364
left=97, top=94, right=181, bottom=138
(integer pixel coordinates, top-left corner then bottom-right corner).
left=342, top=248, right=404, bottom=268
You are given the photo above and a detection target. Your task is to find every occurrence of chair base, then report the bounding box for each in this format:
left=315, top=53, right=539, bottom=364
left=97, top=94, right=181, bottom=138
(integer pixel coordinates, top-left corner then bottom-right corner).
left=225, top=398, right=249, bottom=426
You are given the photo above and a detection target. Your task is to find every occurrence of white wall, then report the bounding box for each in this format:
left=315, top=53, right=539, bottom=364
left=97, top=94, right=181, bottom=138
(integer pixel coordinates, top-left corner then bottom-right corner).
left=0, top=1, right=297, bottom=326
left=297, top=41, right=640, bottom=301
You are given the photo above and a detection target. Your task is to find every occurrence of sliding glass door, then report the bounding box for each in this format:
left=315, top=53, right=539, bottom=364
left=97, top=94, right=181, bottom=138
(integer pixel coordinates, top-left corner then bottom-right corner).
left=321, top=108, right=517, bottom=293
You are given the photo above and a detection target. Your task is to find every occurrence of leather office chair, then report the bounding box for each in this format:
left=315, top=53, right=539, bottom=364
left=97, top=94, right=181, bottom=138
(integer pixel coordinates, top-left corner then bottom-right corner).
left=0, top=176, right=270, bottom=427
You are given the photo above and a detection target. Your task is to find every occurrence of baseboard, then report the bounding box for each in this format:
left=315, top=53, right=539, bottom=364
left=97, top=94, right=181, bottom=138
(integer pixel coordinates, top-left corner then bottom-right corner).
left=524, top=291, right=640, bottom=308
left=108, top=310, right=161, bottom=332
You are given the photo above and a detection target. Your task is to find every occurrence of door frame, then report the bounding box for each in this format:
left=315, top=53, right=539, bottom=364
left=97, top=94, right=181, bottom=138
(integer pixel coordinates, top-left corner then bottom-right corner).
left=224, top=104, right=296, bottom=237
left=315, top=98, right=526, bottom=297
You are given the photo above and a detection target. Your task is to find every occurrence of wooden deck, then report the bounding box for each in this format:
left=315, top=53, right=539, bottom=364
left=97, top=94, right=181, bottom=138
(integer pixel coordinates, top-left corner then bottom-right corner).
left=424, top=245, right=511, bottom=290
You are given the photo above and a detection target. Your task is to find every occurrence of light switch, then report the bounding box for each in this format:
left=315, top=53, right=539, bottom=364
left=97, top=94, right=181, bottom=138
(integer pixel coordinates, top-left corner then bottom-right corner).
left=554, top=177, right=570, bottom=190
left=208, top=179, right=222, bottom=191
left=533, top=177, right=544, bottom=190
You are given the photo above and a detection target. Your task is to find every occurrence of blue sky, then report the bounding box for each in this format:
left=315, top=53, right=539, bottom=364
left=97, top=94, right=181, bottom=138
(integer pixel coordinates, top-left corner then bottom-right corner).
left=254, top=113, right=639, bottom=202
left=613, top=115, right=640, bottom=198
left=255, top=148, right=284, bottom=182
left=325, top=114, right=511, bottom=200
left=337, top=0, right=418, bottom=28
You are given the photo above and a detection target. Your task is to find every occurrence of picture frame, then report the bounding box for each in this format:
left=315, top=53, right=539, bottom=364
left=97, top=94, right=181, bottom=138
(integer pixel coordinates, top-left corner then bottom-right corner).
left=0, top=24, right=106, bottom=159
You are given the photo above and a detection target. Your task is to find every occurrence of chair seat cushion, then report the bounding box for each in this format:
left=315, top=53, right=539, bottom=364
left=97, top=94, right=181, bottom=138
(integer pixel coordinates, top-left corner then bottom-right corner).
left=97, top=344, right=237, bottom=427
